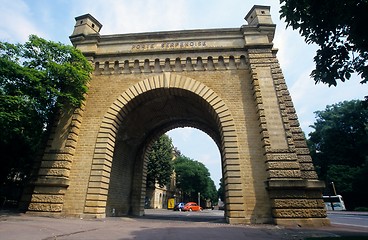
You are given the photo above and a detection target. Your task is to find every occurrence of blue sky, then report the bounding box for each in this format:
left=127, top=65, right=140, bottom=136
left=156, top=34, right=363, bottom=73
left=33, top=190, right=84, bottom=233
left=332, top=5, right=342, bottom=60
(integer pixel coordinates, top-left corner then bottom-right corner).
left=1, top=0, right=366, bottom=189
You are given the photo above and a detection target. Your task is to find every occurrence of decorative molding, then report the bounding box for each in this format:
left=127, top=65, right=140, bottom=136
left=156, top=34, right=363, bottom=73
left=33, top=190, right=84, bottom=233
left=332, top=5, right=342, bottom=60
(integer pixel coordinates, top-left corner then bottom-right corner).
left=94, top=55, right=248, bottom=75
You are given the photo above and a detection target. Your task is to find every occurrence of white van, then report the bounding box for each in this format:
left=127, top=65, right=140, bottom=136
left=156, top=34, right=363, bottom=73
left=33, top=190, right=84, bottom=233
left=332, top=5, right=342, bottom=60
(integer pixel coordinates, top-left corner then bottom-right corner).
left=323, top=195, right=346, bottom=211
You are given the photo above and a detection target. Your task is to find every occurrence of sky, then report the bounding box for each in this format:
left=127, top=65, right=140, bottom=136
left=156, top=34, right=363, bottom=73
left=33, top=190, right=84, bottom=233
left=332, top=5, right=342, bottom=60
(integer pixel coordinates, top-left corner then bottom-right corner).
left=1, top=0, right=366, bottom=189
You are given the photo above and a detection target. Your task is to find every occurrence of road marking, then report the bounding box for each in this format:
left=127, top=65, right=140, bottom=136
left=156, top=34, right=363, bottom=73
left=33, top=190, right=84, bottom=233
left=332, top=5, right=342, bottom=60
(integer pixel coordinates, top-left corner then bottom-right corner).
left=336, top=216, right=368, bottom=220
left=332, top=223, right=368, bottom=228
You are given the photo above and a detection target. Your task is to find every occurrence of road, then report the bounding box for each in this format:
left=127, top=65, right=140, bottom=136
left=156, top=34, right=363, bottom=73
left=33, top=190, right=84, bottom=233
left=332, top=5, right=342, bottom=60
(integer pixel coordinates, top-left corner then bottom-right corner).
left=146, top=209, right=368, bottom=228
left=0, top=209, right=367, bottom=240
left=144, top=209, right=226, bottom=223
left=328, top=211, right=368, bottom=229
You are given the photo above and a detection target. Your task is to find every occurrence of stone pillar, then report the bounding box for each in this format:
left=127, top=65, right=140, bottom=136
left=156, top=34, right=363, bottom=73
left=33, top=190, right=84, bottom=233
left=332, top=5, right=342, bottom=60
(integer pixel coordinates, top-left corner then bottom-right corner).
left=243, top=5, right=329, bottom=226
left=248, top=48, right=329, bottom=226
left=27, top=104, right=85, bottom=215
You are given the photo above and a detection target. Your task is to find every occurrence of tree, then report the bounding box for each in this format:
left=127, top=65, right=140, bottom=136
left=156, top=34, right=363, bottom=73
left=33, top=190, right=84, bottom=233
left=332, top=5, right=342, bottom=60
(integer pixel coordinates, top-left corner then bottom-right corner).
left=308, top=100, right=368, bottom=175
left=0, top=35, right=92, bottom=198
left=280, top=0, right=368, bottom=88
left=307, top=100, right=368, bottom=209
left=174, top=155, right=218, bottom=204
left=203, top=177, right=218, bottom=205
left=146, top=134, right=174, bottom=188
left=217, top=178, right=225, bottom=202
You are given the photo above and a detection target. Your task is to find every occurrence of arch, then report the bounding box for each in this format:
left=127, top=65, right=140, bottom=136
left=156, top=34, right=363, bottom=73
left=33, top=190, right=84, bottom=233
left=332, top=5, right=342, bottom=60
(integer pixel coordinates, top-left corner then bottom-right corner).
left=27, top=7, right=329, bottom=227
left=84, top=72, right=244, bottom=222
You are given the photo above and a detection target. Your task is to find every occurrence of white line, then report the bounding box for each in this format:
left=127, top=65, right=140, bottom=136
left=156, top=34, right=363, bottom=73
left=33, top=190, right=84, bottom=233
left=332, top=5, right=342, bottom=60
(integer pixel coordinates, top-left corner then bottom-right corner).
left=336, top=216, right=368, bottom=220
left=332, top=223, right=368, bottom=228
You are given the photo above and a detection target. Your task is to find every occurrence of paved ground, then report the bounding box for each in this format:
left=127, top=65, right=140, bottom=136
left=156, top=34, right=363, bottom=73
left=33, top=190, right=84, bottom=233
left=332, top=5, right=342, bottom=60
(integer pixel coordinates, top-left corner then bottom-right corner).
left=0, top=210, right=367, bottom=240
left=327, top=210, right=368, bottom=229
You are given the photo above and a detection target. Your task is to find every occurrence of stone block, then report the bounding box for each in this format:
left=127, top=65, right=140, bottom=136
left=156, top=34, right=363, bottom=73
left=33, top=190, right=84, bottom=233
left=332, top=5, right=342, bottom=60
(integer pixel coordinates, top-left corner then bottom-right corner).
left=272, top=209, right=327, bottom=218
left=272, top=199, right=325, bottom=208
left=31, top=194, right=64, bottom=204
left=28, top=203, right=63, bottom=212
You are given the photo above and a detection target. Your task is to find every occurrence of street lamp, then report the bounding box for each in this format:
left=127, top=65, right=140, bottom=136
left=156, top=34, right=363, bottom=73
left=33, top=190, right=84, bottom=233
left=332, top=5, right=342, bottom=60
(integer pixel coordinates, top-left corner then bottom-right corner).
left=198, top=192, right=200, bottom=206
left=331, top=182, right=337, bottom=196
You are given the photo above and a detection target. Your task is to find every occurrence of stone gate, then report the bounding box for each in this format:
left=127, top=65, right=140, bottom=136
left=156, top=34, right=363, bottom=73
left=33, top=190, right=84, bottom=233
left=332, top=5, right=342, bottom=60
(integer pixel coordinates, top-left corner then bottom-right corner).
left=26, top=5, right=329, bottom=226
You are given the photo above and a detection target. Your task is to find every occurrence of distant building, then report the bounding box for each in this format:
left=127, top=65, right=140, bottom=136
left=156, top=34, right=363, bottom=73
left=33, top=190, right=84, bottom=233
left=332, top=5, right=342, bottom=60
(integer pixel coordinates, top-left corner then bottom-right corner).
left=145, top=147, right=181, bottom=209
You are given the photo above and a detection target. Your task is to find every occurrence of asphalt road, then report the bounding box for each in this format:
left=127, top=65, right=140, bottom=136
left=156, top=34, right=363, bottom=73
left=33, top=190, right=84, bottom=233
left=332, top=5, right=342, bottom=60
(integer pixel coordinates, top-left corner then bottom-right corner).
left=328, top=211, right=368, bottom=229
left=0, top=209, right=367, bottom=240
left=145, top=209, right=368, bottom=229
left=143, top=209, right=226, bottom=223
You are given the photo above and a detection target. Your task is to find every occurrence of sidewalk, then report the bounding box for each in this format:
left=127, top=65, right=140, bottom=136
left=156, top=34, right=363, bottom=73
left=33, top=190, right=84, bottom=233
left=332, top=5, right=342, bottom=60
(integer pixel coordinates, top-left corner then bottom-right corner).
left=0, top=211, right=367, bottom=240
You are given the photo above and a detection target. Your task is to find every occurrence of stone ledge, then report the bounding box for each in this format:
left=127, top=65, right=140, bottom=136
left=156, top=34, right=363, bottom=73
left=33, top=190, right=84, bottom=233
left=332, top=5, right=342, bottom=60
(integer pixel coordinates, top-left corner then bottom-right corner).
left=33, top=177, right=70, bottom=188
left=226, top=217, right=250, bottom=225
left=274, top=217, right=331, bottom=227
left=267, top=179, right=325, bottom=190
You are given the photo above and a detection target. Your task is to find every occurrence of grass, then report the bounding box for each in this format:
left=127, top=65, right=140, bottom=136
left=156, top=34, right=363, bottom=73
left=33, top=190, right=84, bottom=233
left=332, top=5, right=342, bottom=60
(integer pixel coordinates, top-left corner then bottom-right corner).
left=305, top=237, right=368, bottom=240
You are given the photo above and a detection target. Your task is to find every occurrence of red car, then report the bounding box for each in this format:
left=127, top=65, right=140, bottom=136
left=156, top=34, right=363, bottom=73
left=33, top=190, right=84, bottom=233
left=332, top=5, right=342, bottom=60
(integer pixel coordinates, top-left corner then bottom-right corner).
left=182, top=202, right=202, bottom=211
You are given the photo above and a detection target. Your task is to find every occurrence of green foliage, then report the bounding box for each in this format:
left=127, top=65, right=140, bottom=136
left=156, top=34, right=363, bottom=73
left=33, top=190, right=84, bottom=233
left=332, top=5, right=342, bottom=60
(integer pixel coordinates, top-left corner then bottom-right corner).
left=0, top=35, right=92, bottom=193
left=146, top=135, right=174, bottom=188
left=280, top=0, right=368, bottom=86
left=351, top=159, right=368, bottom=207
left=308, top=100, right=368, bottom=176
left=308, top=100, right=368, bottom=209
left=354, top=207, right=368, bottom=211
left=174, top=155, right=218, bottom=203
left=204, top=177, right=218, bottom=204
left=326, top=165, right=360, bottom=193
left=217, top=178, right=225, bottom=202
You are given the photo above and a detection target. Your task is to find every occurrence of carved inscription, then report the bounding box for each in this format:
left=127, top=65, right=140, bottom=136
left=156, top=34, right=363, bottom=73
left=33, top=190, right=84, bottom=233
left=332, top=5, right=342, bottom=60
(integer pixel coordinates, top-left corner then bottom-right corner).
left=131, top=43, right=155, bottom=50
left=131, top=41, right=207, bottom=51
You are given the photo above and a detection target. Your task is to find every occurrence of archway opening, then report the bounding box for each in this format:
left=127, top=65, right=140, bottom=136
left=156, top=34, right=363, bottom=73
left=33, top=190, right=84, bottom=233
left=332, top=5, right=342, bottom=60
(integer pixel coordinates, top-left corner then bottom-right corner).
left=104, top=86, right=222, bottom=218
left=168, top=127, right=222, bottom=191
left=142, top=127, right=225, bottom=222
left=88, top=74, right=244, bottom=223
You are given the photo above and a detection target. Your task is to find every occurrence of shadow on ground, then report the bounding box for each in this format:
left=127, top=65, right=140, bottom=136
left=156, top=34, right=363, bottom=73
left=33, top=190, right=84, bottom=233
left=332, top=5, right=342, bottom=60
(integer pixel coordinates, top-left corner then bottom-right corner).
left=141, top=210, right=226, bottom=224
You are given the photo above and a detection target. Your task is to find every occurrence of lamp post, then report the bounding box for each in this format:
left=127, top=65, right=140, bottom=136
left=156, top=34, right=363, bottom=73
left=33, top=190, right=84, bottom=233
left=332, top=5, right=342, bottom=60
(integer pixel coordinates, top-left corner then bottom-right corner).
left=330, top=182, right=337, bottom=211
left=198, top=192, right=200, bottom=207
left=331, top=182, right=337, bottom=196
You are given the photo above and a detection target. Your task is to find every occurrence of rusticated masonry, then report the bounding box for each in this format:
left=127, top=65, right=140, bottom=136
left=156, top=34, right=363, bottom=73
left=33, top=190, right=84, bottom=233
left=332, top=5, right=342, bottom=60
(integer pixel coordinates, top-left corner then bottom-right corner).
left=248, top=48, right=327, bottom=225
left=25, top=5, right=329, bottom=227
left=26, top=101, right=87, bottom=213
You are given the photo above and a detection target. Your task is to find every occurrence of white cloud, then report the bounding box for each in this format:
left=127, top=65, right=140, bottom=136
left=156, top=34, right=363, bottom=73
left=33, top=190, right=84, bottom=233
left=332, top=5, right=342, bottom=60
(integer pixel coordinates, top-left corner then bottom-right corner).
left=70, top=0, right=188, bottom=35
left=0, top=0, right=47, bottom=42
left=289, top=68, right=367, bottom=134
left=167, top=127, right=194, bottom=143
left=198, top=153, right=214, bottom=165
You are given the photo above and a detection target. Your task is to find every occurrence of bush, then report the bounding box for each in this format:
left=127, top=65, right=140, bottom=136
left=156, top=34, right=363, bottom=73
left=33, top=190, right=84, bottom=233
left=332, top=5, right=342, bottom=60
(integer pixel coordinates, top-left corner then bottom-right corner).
left=354, top=207, right=368, bottom=212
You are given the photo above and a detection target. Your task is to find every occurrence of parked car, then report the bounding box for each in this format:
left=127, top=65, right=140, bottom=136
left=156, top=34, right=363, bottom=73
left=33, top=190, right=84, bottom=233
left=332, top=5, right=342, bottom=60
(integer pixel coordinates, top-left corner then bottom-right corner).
left=182, top=202, right=202, bottom=211
left=173, top=202, right=185, bottom=211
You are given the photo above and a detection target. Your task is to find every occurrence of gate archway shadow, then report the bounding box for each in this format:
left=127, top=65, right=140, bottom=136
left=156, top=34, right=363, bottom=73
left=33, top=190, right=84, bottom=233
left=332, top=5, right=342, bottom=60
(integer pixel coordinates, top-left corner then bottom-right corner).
left=140, top=209, right=226, bottom=224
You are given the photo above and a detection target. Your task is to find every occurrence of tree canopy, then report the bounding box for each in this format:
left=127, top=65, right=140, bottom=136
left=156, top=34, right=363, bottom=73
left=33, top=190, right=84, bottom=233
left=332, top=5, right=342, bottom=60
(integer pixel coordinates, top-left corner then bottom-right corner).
left=307, top=100, right=368, bottom=209
left=174, top=155, right=217, bottom=203
left=217, top=178, right=225, bottom=202
left=280, top=0, right=368, bottom=88
left=146, top=134, right=174, bottom=188
left=0, top=35, right=92, bottom=195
